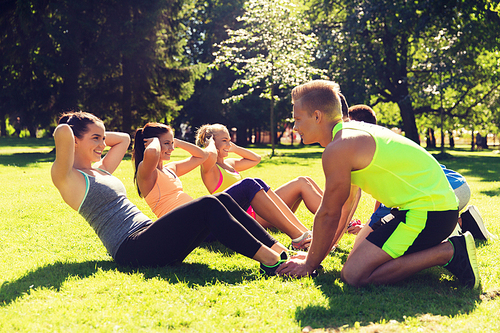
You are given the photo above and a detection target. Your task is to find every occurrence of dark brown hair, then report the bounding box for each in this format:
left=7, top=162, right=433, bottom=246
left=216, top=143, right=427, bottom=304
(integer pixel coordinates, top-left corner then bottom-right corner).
left=132, top=122, right=172, bottom=197
left=348, top=105, right=377, bottom=125
left=58, top=111, right=103, bottom=139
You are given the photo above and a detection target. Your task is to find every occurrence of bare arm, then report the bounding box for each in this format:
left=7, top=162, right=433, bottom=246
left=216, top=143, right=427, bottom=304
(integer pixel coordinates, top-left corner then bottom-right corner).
left=51, top=124, right=86, bottom=210
left=276, top=142, right=353, bottom=277
left=94, top=131, right=130, bottom=173
left=228, top=142, right=261, bottom=172
left=277, top=129, right=376, bottom=277
left=305, top=144, right=354, bottom=269
left=167, top=138, right=208, bottom=177
left=51, top=124, right=76, bottom=188
left=331, top=184, right=361, bottom=245
left=135, top=137, right=162, bottom=197
left=200, top=137, right=220, bottom=193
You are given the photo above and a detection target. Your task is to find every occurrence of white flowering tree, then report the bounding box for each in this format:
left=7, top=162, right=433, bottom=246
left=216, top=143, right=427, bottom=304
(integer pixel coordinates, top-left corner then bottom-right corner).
left=212, top=0, right=326, bottom=155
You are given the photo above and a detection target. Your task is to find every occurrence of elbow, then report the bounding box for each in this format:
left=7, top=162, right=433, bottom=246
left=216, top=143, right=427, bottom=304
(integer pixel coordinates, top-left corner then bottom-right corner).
left=53, top=124, right=72, bottom=139
left=206, top=151, right=217, bottom=165
left=144, top=146, right=160, bottom=161
left=201, top=150, right=210, bottom=163
left=122, top=133, right=131, bottom=146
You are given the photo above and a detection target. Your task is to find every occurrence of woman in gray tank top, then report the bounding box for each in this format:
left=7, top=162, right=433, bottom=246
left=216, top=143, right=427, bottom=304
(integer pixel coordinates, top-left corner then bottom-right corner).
left=51, top=111, right=313, bottom=277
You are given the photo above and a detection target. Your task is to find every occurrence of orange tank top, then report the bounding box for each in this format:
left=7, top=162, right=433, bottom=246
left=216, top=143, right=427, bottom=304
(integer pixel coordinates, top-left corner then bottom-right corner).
left=145, top=168, right=193, bottom=218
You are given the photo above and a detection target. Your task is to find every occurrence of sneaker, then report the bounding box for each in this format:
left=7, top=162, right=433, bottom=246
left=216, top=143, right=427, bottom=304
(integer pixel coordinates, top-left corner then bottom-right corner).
left=443, top=231, right=480, bottom=289
left=260, top=251, right=319, bottom=277
left=291, top=231, right=312, bottom=251
left=260, top=251, right=289, bottom=276
left=348, top=219, right=362, bottom=228
left=460, top=205, right=493, bottom=241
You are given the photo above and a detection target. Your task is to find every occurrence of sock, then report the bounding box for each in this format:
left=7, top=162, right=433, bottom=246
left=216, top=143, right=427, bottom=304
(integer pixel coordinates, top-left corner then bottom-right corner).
left=292, top=231, right=308, bottom=243
left=442, top=238, right=455, bottom=268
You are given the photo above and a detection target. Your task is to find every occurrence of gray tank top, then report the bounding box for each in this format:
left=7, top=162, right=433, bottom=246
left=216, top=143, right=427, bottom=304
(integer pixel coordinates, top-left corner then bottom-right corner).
left=77, top=169, right=151, bottom=258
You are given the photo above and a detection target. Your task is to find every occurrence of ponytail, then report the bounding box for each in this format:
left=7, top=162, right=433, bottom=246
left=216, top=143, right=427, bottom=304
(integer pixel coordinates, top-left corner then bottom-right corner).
left=195, top=125, right=210, bottom=147
left=132, top=128, right=145, bottom=197
left=132, top=122, right=172, bottom=197
left=195, top=124, right=228, bottom=147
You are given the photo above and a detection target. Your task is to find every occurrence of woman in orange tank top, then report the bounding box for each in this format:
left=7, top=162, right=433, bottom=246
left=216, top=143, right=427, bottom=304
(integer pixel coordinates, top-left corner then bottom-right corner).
left=132, top=123, right=313, bottom=250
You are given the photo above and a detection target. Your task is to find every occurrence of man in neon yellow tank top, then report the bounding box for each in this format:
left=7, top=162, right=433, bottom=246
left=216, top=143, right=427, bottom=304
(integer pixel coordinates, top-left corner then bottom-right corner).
left=276, top=79, right=480, bottom=289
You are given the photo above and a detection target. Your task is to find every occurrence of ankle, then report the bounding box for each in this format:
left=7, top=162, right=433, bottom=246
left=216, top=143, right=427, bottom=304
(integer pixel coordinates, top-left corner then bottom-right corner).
left=441, top=239, right=455, bottom=266
left=292, top=231, right=311, bottom=242
left=262, top=254, right=280, bottom=267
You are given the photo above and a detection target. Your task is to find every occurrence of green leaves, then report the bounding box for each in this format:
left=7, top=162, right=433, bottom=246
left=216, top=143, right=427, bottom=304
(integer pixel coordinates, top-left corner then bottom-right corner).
left=212, top=0, right=326, bottom=104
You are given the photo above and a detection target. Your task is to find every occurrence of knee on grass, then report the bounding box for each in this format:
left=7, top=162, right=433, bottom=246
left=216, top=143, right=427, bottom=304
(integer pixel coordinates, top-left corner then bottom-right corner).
left=340, top=266, right=369, bottom=288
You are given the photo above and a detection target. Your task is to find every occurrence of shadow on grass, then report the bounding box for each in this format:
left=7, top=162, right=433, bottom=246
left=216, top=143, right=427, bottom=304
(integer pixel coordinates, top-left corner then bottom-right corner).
left=0, top=151, right=133, bottom=167
left=0, top=256, right=255, bottom=307
left=0, top=152, right=55, bottom=167
left=433, top=154, right=500, bottom=185
left=295, top=267, right=484, bottom=330
left=294, top=238, right=494, bottom=330
left=0, top=137, right=54, bottom=148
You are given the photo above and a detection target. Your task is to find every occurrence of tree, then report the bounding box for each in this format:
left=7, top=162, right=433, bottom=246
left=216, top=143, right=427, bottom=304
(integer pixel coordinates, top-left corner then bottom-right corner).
left=175, top=0, right=246, bottom=139
left=0, top=0, right=201, bottom=136
left=212, top=0, right=325, bottom=155
left=310, top=0, right=500, bottom=145
left=409, top=2, right=500, bottom=151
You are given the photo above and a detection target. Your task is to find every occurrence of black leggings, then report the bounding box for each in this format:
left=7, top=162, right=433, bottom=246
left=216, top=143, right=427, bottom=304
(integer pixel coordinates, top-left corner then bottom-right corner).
left=114, top=193, right=278, bottom=267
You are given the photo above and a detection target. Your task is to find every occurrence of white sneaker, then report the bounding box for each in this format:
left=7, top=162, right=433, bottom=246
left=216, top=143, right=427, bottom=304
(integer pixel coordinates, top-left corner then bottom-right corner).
left=460, top=205, right=496, bottom=240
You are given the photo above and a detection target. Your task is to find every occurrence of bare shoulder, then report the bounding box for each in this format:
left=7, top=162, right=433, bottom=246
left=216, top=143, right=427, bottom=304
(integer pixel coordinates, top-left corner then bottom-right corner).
left=323, top=128, right=375, bottom=171
left=51, top=167, right=87, bottom=211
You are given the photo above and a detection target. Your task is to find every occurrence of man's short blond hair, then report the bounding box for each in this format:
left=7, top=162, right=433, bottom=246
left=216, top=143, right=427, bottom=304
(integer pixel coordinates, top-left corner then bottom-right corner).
left=291, top=80, right=342, bottom=120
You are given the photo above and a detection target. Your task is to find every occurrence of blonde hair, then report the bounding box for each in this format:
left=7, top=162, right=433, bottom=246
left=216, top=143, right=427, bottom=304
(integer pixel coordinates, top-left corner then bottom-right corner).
left=291, top=80, right=342, bottom=121
left=195, top=124, right=229, bottom=147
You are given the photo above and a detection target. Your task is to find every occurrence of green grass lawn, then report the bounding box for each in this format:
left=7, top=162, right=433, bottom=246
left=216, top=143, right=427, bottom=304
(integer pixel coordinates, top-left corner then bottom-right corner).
left=1, top=138, right=500, bottom=332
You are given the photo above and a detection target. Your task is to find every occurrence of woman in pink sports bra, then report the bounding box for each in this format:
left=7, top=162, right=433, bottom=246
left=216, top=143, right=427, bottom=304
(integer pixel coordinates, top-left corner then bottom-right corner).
left=132, top=123, right=313, bottom=250
left=195, top=124, right=323, bottom=238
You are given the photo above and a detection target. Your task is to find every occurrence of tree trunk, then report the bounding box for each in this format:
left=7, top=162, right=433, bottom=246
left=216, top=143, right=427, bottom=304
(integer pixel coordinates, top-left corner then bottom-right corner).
left=121, top=56, right=132, bottom=135
left=270, top=81, right=275, bottom=156
left=448, top=130, right=455, bottom=148
left=397, top=95, right=420, bottom=144
left=236, top=124, right=248, bottom=146
left=27, top=123, right=37, bottom=138
left=59, top=10, right=81, bottom=111
left=471, top=131, right=475, bottom=151
left=1, top=113, right=6, bottom=137
left=120, top=1, right=133, bottom=135
left=426, top=128, right=436, bottom=148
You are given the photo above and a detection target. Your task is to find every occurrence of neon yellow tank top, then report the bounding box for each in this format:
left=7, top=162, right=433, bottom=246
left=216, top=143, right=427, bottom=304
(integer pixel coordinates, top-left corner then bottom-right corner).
left=332, top=121, right=458, bottom=211
left=212, top=164, right=243, bottom=194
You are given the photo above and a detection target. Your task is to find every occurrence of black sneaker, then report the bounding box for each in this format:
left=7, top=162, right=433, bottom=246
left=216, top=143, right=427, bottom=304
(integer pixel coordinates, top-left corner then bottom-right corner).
left=443, top=231, right=480, bottom=289
left=460, top=205, right=491, bottom=241
left=260, top=251, right=289, bottom=276
left=260, top=251, right=319, bottom=277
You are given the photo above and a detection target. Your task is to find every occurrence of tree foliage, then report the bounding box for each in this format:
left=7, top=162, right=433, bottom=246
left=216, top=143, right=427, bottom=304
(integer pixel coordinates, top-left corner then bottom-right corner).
left=0, top=0, right=201, bottom=136
left=1, top=0, right=499, bottom=149
left=212, top=0, right=326, bottom=154
left=309, top=0, right=500, bottom=144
